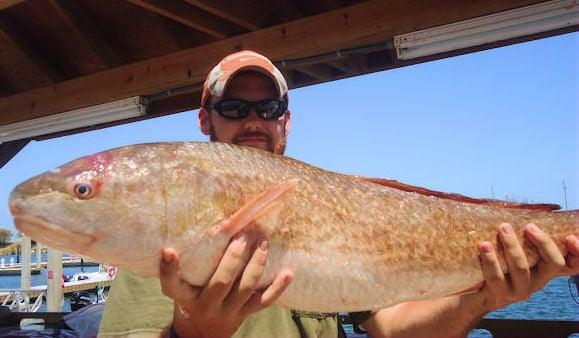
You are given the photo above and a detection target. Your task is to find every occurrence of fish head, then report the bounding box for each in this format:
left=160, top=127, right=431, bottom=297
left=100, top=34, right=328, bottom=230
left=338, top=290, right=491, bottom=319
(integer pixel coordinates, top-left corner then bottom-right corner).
left=9, top=148, right=164, bottom=264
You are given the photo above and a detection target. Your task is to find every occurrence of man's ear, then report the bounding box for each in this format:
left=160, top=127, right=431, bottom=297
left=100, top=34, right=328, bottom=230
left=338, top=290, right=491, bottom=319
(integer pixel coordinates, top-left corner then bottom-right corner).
left=283, top=110, right=291, bottom=137
left=198, top=108, right=211, bottom=135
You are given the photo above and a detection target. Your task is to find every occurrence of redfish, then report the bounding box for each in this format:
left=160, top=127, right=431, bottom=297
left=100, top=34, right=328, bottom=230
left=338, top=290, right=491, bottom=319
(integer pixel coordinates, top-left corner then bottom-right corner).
left=8, top=142, right=577, bottom=312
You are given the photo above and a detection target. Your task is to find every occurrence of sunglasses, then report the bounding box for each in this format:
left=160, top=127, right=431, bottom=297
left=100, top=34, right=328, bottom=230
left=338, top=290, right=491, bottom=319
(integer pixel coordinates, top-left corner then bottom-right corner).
left=205, top=99, right=288, bottom=120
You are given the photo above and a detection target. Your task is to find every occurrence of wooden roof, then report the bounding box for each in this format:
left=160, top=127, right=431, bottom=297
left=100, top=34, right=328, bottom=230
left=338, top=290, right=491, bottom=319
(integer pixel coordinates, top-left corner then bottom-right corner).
left=0, top=0, right=577, bottom=166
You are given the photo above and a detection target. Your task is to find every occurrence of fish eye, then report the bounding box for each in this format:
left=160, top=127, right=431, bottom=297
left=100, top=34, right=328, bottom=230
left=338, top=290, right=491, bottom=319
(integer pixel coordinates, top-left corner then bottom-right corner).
left=74, top=183, right=93, bottom=199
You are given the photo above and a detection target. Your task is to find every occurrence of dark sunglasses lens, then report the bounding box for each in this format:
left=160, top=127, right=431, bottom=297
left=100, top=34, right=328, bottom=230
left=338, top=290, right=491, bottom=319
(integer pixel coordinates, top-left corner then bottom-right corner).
left=256, top=100, right=286, bottom=119
left=215, top=100, right=247, bottom=119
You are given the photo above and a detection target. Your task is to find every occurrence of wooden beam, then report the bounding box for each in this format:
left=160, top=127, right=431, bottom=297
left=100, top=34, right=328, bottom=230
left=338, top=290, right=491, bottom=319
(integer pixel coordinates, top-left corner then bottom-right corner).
left=280, top=70, right=295, bottom=89
left=0, top=76, right=15, bottom=96
left=273, top=0, right=305, bottom=21
left=184, top=0, right=266, bottom=31
left=147, top=89, right=201, bottom=118
left=50, top=0, right=122, bottom=69
left=0, top=0, right=25, bottom=11
left=0, top=19, right=59, bottom=91
left=0, top=0, right=553, bottom=125
left=327, top=56, right=367, bottom=74
left=127, top=0, right=243, bottom=39
left=366, top=49, right=396, bottom=70
left=293, top=64, right=337, bottom=81
left=0, top=138, right=29, bottom=170
left=319, top=0, right=342, bottom=11
left=286, top=69, right=316, bottom=88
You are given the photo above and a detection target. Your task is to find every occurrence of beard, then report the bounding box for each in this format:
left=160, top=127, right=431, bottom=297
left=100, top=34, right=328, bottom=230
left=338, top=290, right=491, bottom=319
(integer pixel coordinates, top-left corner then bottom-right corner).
left=209, top=125, right=286, bottom=155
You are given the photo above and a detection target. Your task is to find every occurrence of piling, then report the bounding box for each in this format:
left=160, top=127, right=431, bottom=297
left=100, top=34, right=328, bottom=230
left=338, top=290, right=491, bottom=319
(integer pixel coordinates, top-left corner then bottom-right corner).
left=46, top=248, right=63, bottom=311
left=35, top=242, right=42, bottom=269
left=21, top=236, right=31, bottom=289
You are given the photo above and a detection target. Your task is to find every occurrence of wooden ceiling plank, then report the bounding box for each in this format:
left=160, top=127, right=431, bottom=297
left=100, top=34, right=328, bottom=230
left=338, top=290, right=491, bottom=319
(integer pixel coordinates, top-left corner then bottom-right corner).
left=50, top=0, right=122, bottom=69
left=0, top=20, right=59, bottom=90
left=0, top=0, right=25, bottom=11
left=273, top=0, right=305, bottom=21
left=289, top=69, right=317, bottom=88
left=0, top=0, right=553, bottom=125
left=184, top=0, right=265, bottom=31
left=292, top=64, right=336, bottom=81
left=0, top=75, right=15, bottom=96
left=126, top=0, right=240, bottom=39
left=319, top=0, right=342, bottom=11
left=327, top=56, right=367, bottom=74
left=280, top=70, right=295, bottom=88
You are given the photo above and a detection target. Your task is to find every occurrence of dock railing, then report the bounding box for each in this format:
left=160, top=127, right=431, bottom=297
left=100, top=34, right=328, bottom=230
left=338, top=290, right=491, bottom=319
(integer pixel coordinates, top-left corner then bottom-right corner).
left=0, top=289, right=44, bottom=313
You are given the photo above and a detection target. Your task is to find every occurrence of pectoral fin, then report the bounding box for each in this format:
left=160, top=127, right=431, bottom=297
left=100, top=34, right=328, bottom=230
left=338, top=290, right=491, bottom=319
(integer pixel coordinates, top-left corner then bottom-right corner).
left=445, top=281, right=484, bottom=297
left=214, top=179, right=298, bottom=237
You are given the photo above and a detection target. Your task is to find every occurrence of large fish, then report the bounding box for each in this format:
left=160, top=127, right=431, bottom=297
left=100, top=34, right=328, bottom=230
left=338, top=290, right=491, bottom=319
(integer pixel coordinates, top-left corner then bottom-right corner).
left=8, top=142, right=577, bottom=312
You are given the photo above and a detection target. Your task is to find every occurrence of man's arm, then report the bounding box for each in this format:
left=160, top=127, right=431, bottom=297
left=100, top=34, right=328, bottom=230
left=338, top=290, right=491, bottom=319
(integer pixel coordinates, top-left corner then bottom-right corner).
left=363, top=223, right=579, bottom=338
left=159, top=234, right=293, bottom=338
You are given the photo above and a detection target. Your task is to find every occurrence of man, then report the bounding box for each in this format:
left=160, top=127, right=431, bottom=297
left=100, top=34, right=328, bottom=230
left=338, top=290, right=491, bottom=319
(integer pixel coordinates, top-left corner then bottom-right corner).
left=99, top=50, right=579, bottom=338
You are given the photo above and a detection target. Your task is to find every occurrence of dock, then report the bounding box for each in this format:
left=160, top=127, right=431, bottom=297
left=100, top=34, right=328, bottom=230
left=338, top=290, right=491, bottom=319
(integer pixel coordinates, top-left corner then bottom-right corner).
left=0, top=267, right=41, bottom=275
left=0, top=272, right=114, bottom=303
left=0, top=257, right=99, bottom=275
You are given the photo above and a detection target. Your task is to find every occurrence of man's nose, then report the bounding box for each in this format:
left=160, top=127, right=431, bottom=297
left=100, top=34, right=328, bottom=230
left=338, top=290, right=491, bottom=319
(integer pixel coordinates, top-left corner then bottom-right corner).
left=243, top=110, right=263, bottom=130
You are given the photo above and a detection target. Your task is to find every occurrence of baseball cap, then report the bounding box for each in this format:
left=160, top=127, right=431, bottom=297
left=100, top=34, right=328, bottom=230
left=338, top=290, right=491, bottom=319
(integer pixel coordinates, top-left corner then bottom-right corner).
left=200, top=50, right=289, bottom=109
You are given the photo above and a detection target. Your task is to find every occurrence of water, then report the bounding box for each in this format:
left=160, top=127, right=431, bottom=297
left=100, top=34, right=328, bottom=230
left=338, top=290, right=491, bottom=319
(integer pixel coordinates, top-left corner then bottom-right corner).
left=485, top=277, right=579, bottom=321
left=468, top=276, right=579, bottom=338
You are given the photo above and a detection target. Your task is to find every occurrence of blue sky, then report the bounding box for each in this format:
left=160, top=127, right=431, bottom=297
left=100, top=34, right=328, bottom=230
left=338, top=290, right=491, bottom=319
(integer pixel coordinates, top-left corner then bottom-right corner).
left=0, top=32, right=577, bottom=236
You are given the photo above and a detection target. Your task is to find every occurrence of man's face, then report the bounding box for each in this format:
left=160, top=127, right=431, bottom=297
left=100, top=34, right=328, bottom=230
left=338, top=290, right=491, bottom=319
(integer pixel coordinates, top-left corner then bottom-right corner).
left=199, top=71, right=290, bottom=155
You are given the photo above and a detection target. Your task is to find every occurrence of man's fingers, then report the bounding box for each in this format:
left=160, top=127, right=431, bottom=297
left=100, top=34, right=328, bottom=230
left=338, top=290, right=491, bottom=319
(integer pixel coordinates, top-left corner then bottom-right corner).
left=565, top=235, right=579, bottom=274
left=159, top=248, right=200, bottom=301
left=524, top=224, right=567, bottom=291
left=226, top=239, right=270, bottom=310
left=243, top=269, right=293, bottom=315
left=525, top=224, right=566, bottom=269
left=479, top=242, right=507, bottom=303
left=199, top=234, right=249, bottom=307
left=567, top=235, right=579, bottom=257
left=256, top=269, right=293, bottom=307
left=499, top=223, right=531, bottom=298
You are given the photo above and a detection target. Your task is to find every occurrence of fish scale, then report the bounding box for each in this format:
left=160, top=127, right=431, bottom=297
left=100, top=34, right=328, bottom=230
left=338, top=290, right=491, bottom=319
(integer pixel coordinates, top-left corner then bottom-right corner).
left=9, top=141, right=578, bottom=312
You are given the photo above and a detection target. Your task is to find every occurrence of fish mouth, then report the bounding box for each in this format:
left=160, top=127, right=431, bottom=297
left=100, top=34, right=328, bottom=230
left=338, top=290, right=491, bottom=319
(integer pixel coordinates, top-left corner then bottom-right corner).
left=12, top=213, right=96, bottom=255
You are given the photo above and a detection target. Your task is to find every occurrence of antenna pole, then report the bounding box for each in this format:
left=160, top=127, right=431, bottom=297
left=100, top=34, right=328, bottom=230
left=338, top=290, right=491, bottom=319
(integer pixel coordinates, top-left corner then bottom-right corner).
left=562, top=180, right=568, bottom=210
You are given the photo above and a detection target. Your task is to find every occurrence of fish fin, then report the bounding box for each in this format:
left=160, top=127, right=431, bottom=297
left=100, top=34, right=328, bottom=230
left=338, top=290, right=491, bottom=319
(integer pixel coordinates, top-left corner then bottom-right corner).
left=445, top=281, right=484, bottom=297
left=215, top=179, right=298, bottom=237
left=358, top=176, right=560, bottom=212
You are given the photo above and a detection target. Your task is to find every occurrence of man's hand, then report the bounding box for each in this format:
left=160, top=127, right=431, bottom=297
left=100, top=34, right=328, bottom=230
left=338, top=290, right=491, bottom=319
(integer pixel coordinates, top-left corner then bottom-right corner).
left=475, top=222, right=579, bottom=311
left=364, top=223, right=579, bottom=338
left=160, top=234, right=294, bottom=338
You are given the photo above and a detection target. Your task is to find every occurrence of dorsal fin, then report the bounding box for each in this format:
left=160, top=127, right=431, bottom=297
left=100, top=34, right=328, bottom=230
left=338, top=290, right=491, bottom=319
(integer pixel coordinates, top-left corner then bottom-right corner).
left=358, top=177, right=560, bottom=212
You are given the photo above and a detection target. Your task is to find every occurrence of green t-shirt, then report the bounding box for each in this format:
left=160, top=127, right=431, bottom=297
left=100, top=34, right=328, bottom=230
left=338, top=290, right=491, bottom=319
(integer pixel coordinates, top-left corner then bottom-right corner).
left=98, top=269, right=371, bottom=337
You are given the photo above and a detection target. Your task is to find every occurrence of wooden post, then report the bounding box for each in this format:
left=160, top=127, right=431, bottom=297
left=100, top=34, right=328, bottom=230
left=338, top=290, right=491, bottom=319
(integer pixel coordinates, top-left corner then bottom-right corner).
left=20, top=236, right=31, bottom=289
left=35, top=242, right=42, bottom=269
left=46, top=248, right=63, bottom=312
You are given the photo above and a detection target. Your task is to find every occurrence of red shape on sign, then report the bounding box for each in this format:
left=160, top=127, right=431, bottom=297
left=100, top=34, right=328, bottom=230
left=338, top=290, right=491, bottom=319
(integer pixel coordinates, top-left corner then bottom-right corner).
left=47, top=271, right=53, bottom=279
left=108, top=266, right=117, bottom=278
